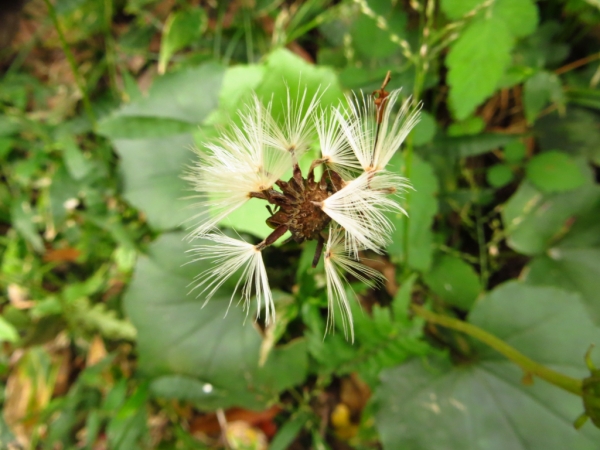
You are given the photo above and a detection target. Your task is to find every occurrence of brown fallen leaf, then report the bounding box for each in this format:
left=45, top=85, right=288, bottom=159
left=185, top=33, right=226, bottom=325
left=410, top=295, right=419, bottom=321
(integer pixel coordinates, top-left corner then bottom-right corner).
left=86, top=334, right=108, bottom=367
left=43, top=247, right=80, bottom=263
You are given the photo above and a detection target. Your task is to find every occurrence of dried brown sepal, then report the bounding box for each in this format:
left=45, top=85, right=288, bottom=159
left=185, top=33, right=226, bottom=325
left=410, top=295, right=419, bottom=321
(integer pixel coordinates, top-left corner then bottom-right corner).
left=373, top=70, right=392, bottom=124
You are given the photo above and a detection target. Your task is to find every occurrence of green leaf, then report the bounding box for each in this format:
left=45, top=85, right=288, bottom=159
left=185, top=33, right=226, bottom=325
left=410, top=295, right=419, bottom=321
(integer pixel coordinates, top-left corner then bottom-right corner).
left=374, top=282, right=600, bottom=449
left=158, top=8, right=207, bottom=74
left=387, top=154, right=439, bottom=272
left=150, top=375, right=222, bottom=404
left=113, top=134, right=196, bottom=231
left=412, top=111, right=437, bottom=146
left=447, top=18, right=514, bottom=120
left=566, top=87, right=600, bottom=111
left=59, top=136, right=94, bottom=180
left=436, top=133, right=519, bottom=158
left=535, top=107, right=600, bottom=165
left=0, top=137, right=13, bottom=160
left=351, top=5, right=407, bottom=60
left=106, top=63, right=225, bottom=231
left=423, top=254, right=482, bottom=310
left=0, top=116, right=20, bottom=136
left=524, top=195, right=600, bottom=325
left=339, top=66, right=418, bottom=93
left=69, top=297, right=137, bottom=341
left=213, top=49, right=345, bottom=239
left=497, top=65, right=535, bottom=89
left=487, top=163, right=514, bottom=188
left=526, top=151, right=586, bottom=193
left=11, top=198, right=43, bottom=252
left=0, top=316, right=19, bottom=343
left=503, top=140, right=527, bottom=163
left=207, top=65, right=266, bottom=125
left=100, top=63, right=224, bottom=132
left=502, top=181, right=600, bottom=255
left=255, top=49, right=345, bottom=117
left=284, top=0, right=331, bottom=43
left=303, top=294, right=429, bottom=386
left=124, top=232, right=307, bottom=410
left=447, top=116, right=485, bottom=137
left=48, top=164, right=81, bottom=227
left=442, top=0, right=538, bottom=36
left=441, top=0, right=483, bottom=19
left=97, top=116, right=196, bottom=139
left=392, top=273, right=418, bottom=320
left=524, top=71, right=565, bottom=124
left=270, top=412, right=311, bottom=450
left=526, top=250, right=600, bottom=326
left=107, top=383, right=149, bottom=450
left=492, top=0, right=539, bottom=38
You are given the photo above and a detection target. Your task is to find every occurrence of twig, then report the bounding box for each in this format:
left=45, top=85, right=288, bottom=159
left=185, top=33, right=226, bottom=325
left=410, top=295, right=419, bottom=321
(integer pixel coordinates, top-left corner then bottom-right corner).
left=555, top=52, right=600, bottom=76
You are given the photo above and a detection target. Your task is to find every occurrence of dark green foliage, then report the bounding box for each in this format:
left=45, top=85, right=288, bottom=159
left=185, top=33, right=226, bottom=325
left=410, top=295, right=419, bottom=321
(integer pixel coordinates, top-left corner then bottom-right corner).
left=2, top=0, right=600, bottom=448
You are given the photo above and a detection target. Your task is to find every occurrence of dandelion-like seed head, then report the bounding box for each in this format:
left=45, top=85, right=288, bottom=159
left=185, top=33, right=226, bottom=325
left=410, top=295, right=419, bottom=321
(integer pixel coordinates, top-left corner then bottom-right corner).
left=188, top=73, right=420, bottom=339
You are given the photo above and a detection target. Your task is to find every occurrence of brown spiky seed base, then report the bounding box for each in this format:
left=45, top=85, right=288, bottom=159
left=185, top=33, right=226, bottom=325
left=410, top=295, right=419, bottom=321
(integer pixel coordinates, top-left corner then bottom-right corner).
left=266, top=164, right=343, bottom=241
left=250, top=163, right=344, bottom=265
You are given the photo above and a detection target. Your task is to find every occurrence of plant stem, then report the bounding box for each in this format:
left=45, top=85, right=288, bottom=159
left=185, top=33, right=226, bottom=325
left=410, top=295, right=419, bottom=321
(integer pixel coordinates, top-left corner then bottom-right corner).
left=103, top=0, right=119, bottom=96
left=401, top=135, right=414, bottom=270
left=243, top=7, right=255, bottom=63
left=401, top=0, right=431, bottom=269
left=555, top=51, right=600, bottom=75
left=411, top=304, right=583, bottom=396
left=475, top=205, right=490, bottom=288
left=43, top=0, right=96, bottom=127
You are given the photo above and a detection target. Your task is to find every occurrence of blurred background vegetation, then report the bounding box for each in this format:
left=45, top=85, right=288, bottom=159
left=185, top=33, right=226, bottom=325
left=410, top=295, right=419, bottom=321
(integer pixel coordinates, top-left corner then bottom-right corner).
left=0, top=0, right=600, bottom=448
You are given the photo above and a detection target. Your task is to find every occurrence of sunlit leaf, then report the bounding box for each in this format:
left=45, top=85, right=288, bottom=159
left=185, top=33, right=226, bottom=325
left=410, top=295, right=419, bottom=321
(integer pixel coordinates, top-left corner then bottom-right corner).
left=447, top=18, right=513, bottom=120
left=441, top=0, right=482, bottom=19
left=493, top=0, right=538, bottom=38
left=214, top=49, right=345, bottom=240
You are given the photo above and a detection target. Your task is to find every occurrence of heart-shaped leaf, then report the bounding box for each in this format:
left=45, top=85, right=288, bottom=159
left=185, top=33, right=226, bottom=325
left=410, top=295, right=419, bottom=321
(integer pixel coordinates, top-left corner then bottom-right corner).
left=374, top=282, right=600, bottom=449
left=124, top=232, right=307, bottom=410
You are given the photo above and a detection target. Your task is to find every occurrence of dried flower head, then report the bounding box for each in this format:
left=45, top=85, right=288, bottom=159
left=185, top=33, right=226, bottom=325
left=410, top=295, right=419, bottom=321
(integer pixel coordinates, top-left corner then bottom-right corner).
left=187, top=73, right=420, bottom=340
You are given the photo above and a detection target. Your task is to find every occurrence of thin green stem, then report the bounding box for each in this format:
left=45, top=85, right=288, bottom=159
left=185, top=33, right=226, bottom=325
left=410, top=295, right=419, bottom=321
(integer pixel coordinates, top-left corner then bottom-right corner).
left=402, top=0, right=431, bottom=269
left=401, top=134, right=414, bottom=270
left=243, top=7, right=255, bottom=63
left=412, top=305, right=583, bottom=396
left=436, top=244, right=480, bottom=264
left=475, top=206, right=489, bottom=288
left=43, top=0, right=96, bottom=127
left=103, top=0, right=119, bottom=96
left=213, top=7, right=224, bottom=61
